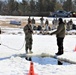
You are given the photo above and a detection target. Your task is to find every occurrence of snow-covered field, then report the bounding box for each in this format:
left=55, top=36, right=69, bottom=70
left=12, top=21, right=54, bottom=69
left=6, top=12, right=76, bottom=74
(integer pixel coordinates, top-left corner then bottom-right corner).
left=0, top=15, right=76, bottom=24
left=0, top=16, right=76, bottom=75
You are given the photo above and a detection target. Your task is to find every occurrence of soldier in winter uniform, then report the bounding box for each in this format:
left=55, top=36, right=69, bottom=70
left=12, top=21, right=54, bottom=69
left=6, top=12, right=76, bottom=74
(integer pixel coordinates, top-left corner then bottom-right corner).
left=23, top=20, right=33, bottom=54
left=50, top=18, right=66, bottom=55
left=40, top=17, right=44, bottom=27
left=28, top=17, right=31, bottom=22
left=45, top=19, right=49, bottom=31
left=31, top=18, right=35, bottom=30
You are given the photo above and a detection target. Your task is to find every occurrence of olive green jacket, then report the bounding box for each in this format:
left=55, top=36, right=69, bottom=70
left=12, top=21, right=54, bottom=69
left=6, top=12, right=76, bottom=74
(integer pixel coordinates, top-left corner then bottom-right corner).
left=51, top=23, right=66, bottom=38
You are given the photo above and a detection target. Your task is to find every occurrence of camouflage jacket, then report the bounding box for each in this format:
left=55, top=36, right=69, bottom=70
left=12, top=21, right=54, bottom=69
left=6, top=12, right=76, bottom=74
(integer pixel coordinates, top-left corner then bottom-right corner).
left=23, top=24, right=33, bottom=39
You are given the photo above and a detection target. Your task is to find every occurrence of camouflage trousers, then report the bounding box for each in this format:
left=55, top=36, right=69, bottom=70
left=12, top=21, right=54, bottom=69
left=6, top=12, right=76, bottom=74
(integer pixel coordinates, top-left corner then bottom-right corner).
left=25, top=38, right=32, bottom=52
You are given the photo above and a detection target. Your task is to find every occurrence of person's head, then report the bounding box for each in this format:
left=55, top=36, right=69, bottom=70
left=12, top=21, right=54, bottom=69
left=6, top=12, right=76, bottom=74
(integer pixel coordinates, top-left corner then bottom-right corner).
left=59, top=18, right=63, bottom=22
left=64, top=20, right=67, bottom=24
left=58, top=18, right=63, bottom=24
left=28, top=20, right=31, bottom=24
left=70, top=19, right=72, bottom=22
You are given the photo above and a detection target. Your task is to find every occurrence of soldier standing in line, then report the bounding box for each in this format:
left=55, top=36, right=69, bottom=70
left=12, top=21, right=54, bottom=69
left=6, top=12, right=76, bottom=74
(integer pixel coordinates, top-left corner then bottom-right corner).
left=28, top=16, right=31, bottom=23
left=40, top=16, right=44, bottom=27
left=68, top=19, right=73, bottom=30
left=45, top=19, right=49, bottom=31
left=52, top=18, right=58, bottom=30
left=31, top=18, right=35, bottom=30
left=23, top=20, right=33, bottom=54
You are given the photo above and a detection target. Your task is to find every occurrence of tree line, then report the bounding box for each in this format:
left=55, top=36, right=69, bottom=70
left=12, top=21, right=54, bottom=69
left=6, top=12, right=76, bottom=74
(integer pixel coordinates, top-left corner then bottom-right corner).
left=0, top=0, right=76, bottom=16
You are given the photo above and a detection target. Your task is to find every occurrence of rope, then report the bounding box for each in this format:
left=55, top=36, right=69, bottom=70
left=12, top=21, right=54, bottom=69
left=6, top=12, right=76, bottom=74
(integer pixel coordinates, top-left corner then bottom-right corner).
left=0, top=27, right=25, bottom=51
left=1, top=40, right=25, bottom=51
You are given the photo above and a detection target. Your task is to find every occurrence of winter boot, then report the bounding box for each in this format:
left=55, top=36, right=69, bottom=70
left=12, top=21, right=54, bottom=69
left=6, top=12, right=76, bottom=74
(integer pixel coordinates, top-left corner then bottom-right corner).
left=26, top=50, right=28, bottom=54
left=29, top=50, right=33, bottom=54
left=55, top=50, right=63, bottom=55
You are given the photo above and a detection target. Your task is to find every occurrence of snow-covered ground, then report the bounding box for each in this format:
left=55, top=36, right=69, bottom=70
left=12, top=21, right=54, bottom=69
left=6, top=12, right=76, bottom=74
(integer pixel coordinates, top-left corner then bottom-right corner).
left=0, top=16, right=76, bottom=75
left=0, top=15, right=76, bottom=24
left=0, top=27, right=76, bottom=75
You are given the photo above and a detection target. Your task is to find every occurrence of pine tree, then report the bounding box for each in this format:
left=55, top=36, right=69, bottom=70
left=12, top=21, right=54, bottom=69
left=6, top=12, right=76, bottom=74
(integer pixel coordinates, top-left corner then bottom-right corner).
left=63, top=0, right=73, bottom=11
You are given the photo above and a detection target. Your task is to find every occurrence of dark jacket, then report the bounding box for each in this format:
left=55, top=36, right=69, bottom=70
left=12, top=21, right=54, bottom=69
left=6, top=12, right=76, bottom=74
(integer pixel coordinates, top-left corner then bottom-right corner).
left=51, top=22, right=66, bottom=38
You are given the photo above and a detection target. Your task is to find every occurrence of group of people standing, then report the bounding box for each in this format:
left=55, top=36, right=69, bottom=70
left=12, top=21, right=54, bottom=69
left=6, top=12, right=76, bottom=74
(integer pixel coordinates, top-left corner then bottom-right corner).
left=40, top=17, right=49, bottom=31
left=23, top=17, right=66, bottom=55
left=28, top=17, right=50, bottom=31
left=28, top=17, right=35, bottom=30
left=64, top=19, right=73, bottom=31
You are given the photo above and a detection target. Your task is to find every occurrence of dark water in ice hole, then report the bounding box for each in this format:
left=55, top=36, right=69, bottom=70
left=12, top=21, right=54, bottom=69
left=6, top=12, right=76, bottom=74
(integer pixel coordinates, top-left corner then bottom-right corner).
left=25, top=56, right=71, bottom=65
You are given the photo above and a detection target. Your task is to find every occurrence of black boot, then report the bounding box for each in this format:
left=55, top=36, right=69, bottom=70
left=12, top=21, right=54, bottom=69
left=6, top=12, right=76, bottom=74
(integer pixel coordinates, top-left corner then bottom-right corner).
left=26, top=50, right=28, bottom=54
left=55, top=50, right=63, bottom=55
left=55, top=52, right=63, bottom=55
